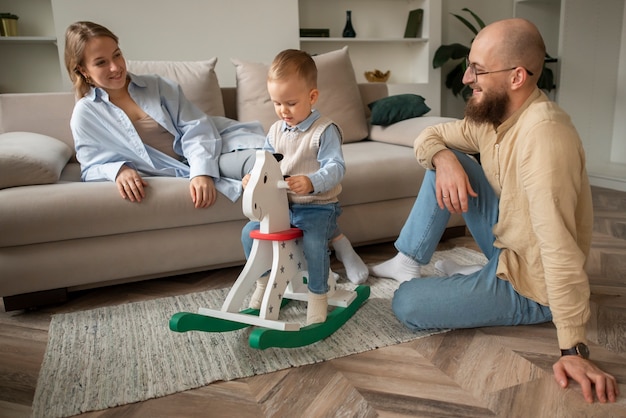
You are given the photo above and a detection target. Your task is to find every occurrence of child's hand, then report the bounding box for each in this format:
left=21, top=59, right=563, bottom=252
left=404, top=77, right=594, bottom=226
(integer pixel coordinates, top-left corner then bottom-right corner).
left=286, top=175, right=313, bottom=195
left=242, top=173, right=251, bottom=189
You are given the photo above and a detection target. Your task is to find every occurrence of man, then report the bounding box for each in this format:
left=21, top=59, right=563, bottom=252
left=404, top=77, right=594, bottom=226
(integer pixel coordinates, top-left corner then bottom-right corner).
left=370, top=18, right=619, bottom=403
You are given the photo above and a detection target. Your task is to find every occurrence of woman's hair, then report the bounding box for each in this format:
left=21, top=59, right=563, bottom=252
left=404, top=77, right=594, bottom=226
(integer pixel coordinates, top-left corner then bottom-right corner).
left=64, top=21, right=119, bottom=98
left=268, top=49, right=317, bottom=89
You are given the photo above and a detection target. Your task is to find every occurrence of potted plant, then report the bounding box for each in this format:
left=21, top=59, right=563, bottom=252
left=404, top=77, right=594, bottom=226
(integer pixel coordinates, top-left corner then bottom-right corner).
left=433, top=8, right=555, bottom=101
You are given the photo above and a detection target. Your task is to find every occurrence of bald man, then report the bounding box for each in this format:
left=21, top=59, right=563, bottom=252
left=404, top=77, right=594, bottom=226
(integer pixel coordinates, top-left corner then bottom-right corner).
left=371, top=18, right=619, bottom=403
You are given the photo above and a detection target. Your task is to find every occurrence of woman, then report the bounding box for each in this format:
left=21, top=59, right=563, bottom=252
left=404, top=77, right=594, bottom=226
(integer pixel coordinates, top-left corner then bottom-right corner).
left=64, top=21, right=264, bottom=208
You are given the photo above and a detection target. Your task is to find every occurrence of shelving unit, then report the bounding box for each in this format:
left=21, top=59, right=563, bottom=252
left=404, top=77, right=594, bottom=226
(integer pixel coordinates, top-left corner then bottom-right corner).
left=298, top=0, right=442, bottom=114
left=0, top=0, right=63, bottom=93
left=0, top=36, right=56, bottom=44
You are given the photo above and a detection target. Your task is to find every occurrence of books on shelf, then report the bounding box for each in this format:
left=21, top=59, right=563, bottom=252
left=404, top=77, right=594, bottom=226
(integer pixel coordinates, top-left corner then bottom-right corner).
left=404, top=9, right=423, bottom=38
left=300, top=28, right=330, bottom=38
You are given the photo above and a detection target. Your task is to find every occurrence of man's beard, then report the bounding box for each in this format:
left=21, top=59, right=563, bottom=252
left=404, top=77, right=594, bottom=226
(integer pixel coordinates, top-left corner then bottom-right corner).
left=464, top=88, right=509, bottom=126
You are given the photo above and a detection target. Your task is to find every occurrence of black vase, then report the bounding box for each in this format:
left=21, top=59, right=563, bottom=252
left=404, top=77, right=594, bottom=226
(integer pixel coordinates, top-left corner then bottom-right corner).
left=342, top=10, right=356, bottom=38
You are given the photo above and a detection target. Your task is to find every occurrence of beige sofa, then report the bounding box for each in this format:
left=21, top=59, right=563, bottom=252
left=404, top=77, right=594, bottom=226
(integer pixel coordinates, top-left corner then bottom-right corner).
left=0, top=48, right=462, bottom=311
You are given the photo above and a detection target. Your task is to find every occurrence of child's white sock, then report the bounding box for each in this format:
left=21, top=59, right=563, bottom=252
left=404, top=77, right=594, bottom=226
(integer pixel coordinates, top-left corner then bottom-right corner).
left=306, top=291, right=328, bottom=325
left=332, top=236, right=368, bottom=284
left=249, top=275, right=269, bottom=309
left=434, top=260, right=482, bottom=276
left=369, top=252, right=420, bottom=283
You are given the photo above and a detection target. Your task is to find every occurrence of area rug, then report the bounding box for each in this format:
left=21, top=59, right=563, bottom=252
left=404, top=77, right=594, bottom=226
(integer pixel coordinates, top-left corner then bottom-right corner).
left=32, top=247, right=486, bottom=418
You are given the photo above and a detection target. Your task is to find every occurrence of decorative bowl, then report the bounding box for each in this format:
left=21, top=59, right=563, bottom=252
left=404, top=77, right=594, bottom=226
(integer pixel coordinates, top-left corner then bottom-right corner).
left=364, top=69, right=390, bottom=83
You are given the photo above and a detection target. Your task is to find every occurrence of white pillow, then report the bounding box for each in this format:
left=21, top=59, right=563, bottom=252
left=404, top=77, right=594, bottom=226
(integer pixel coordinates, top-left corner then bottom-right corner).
left=0, top=132, right=73, bottom=189
left=232, top=47, right=369, bottom=143
left=126, top=58, right=225, bottom=117
left=368, top=116, right=459, bottom=148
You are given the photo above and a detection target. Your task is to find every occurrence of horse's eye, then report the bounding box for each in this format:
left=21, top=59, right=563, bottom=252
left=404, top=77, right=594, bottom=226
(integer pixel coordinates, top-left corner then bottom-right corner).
left=263, top=174, right=268, bottom=184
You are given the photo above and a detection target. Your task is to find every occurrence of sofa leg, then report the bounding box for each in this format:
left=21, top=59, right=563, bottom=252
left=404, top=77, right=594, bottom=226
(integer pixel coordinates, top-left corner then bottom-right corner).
left=441, top=225, right=467, bottom=241
left=2, top=288, right=68, bottom=312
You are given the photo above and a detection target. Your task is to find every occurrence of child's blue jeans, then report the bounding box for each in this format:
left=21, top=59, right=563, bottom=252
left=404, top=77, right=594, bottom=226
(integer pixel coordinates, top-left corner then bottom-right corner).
left=241, top=202, right=340, bottom=295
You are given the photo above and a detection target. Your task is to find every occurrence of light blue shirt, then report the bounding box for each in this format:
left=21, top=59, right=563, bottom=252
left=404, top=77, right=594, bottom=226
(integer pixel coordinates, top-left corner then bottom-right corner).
left=263, top=109, right=345, bottom=194
left=70, top=73, right=265, bottom=201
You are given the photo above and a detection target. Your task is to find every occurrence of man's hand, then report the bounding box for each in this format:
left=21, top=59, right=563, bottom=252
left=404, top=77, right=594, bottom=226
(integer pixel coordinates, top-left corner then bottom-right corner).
left=190, top=175, right=217, bottom=208
left=432, top=149, right=477, bottom=214
left=286, top=175, right=313, bottom=195
left=553, top=355, right=619, bottom=403
left=115, top=165, right=148, bottom=202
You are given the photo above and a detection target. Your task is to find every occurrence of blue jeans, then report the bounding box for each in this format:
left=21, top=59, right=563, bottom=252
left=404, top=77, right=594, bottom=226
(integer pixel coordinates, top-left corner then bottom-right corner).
left=392, top=151, right=552, bottom=330
left=241, top=202, right=340, bottom=295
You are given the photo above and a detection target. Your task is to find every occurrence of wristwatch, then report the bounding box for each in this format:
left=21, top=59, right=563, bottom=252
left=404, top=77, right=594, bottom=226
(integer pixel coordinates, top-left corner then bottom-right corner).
left=560, top=342, right=589, bottom=359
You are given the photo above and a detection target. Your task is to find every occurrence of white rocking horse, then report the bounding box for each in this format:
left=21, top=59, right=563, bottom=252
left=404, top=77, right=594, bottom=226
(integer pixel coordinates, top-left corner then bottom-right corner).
left=170, top=150, right=369, bottom=349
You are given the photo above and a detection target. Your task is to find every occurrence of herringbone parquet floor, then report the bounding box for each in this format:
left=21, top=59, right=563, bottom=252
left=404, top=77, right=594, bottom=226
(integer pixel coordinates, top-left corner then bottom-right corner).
left=1, top=186, right=625, bottom=417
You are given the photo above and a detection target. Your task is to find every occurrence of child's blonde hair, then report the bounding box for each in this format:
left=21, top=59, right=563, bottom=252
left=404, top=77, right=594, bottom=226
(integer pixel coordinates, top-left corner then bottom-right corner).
left=268, top=49, right=317, bottom=89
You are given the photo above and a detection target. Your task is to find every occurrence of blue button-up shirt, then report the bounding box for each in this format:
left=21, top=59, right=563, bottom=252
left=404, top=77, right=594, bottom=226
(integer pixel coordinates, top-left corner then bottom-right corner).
left=70, top=73, right=265, bottom=201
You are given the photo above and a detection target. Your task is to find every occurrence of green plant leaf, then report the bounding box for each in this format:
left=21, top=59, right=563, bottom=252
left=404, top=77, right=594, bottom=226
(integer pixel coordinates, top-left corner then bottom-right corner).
left=451, top=13, right=480, bottom=35
left=445, top=63, right=467, bottom=96
left=538, top=66, right=555, bottom=92
left=433, top=43, right=470, bottom=68
left=461, top=8, right=486, bottom=29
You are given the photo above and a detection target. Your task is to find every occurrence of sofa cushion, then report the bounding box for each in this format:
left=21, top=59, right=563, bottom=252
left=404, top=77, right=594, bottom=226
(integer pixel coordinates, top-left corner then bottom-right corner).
left=0, top=132, right=73, bottom=189
left=369, top=116, right=458, bottom=148
left=368, top=94, right=431, bottom=126
left=126, top=58, right=225, bottom=117
left=232, top=46, right=369, bottom=143
left=339, top=141, right=424, bottom=206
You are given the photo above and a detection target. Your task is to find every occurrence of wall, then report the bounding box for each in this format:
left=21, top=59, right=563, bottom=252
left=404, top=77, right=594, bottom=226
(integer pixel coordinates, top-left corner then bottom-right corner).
left=50, top=0, right=299, bottom=89
left=612, top=3, right=626, bottom=164
left=558, top=0, right=625, bottom=189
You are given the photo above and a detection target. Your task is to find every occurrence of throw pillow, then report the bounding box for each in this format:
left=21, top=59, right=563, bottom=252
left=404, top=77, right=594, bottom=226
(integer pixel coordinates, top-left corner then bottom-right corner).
left=0, top=132, right=73, bottom=189
left=368, top=94, right=431, bottom=126
left=126, top=58, right=225, bottom=117
left=231, top=46, right=369, bottom=143
left=368, top=116, right=459, bottom=148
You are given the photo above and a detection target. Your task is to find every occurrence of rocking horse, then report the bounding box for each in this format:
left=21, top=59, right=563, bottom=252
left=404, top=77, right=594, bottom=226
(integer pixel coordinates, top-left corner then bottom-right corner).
left=169, top=150, right=369, bottom=349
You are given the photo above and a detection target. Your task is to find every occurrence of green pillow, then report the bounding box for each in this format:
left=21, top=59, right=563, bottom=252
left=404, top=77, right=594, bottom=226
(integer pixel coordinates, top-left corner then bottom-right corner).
left=368, top=94, right=430, bottom=126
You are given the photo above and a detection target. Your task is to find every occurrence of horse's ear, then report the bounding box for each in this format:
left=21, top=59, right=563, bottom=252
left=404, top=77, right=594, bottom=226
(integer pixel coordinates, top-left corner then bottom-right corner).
left=273, top=153, right=284, bottom=163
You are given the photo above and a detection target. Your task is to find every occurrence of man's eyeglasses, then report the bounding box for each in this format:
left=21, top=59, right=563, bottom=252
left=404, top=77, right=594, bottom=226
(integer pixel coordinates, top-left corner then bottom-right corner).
left=465, top=57, right=534, bottom=84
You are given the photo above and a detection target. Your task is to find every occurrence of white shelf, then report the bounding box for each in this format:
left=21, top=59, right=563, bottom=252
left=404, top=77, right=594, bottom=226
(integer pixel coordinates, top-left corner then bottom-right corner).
left=0, top=36, right=56, bottom=45
left=300, top=37, right=428, bottom=43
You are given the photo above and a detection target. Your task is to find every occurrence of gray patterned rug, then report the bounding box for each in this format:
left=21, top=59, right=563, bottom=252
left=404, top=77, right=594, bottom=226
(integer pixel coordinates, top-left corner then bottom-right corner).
left=32, top=247, right=487, bottom=417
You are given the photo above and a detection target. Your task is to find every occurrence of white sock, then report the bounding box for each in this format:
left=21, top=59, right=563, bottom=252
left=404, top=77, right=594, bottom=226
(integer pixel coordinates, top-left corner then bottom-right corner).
left=369, top=252, right=420, bottom=283
left=333, top=236, right=368, bottom=284
left=435, top=260, right=483, bottom=276
left=306, top=292, right=328, bottom=325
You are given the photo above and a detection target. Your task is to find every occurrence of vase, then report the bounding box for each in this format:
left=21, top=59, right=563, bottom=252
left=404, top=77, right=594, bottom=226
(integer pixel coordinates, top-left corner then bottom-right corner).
left=342, top=10, right=356, bottom=38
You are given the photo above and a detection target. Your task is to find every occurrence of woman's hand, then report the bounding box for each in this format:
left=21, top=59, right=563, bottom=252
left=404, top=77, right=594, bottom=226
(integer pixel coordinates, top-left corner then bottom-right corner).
left=115, top=165, right=148, bottom=202
left=190, top=175, right=217, bottom=208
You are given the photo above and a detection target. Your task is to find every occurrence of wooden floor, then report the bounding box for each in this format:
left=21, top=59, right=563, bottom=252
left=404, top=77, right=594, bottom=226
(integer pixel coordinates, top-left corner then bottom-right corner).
left=1, top=186, right=625, bottom=417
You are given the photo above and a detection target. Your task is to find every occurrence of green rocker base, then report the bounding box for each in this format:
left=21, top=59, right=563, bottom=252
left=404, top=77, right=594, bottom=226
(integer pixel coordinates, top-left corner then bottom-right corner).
left=169, top=285, right=370, bottom=350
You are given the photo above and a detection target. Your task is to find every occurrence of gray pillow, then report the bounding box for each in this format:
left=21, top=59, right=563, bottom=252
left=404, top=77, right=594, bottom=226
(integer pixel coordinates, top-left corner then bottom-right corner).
left=0, top=132, right=73, bottom=189
left=231, top=46, right=369, bottom=143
